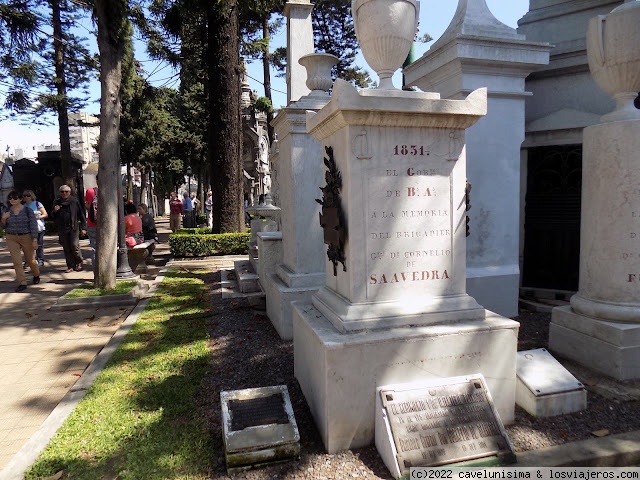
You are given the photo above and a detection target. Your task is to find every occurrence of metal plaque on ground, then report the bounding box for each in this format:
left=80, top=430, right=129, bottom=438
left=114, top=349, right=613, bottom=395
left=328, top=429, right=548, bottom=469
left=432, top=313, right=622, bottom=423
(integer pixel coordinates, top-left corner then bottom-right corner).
left=376, top=375, right=515, bottom=478
left=221, top=385, right=300, bottom=473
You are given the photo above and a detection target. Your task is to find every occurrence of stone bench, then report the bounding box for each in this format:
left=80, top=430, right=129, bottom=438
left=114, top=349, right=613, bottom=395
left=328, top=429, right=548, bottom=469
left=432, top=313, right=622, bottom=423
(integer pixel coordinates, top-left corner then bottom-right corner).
left=127, top=239, right=156, bottom=272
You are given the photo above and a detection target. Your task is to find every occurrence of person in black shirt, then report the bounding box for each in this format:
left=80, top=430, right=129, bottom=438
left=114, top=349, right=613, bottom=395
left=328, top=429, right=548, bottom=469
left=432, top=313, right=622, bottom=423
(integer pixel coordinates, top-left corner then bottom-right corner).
left=52, top=185, right=86, bottom=272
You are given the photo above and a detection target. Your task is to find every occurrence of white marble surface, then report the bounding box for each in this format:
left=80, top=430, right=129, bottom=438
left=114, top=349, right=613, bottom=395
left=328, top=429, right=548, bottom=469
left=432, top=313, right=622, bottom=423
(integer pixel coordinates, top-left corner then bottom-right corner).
left=263, top=93, right=330, bottom=339
left=352, top=0, right=419, bottom=89
left=284, top=0, right=314, bottom=103
left=293, top=302, right=518, bottom=453
left=403, top=0, right=551, bottom=318
left=257, top=232, right=282, bottom=288
left=306, top=80, right=487, bottom=330
left=515, top=348, right=586, bottom=417
left=570, top=120, right=640, bottom=322
left=550, top=305, right=640, bottom=380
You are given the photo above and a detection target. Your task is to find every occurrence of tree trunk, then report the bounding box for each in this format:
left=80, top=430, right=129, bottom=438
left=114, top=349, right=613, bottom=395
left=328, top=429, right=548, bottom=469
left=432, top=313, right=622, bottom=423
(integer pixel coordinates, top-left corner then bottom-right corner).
left=94, top=0, right=126, bottom=289
left=50, top=0, right=74, bottom=189
left=262, top=17, right=275, bottom=143
left=208, top=0, right=243, bottom=233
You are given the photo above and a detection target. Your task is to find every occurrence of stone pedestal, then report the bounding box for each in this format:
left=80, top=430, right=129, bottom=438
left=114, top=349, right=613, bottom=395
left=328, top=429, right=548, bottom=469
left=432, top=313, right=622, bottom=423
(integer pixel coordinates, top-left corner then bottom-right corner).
left=263, top=93, right=330, bottom=339
left=257, top=231, right=283, bottom=289
left=294, top=304, right=517, bottom=453
left=550, top=119, right=640, bottom=379
left=294, top=80, right=519, bottom=452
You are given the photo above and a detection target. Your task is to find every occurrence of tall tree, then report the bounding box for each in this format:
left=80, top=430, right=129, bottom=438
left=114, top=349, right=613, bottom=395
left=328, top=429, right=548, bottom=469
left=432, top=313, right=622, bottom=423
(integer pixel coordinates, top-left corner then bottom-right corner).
left=42, top=0, right=95, bottom=187
left=2, top=0, right=95, bottom=187
left=0, top=0, right=40, bottom=114
left=94, top=0, right=130, bottom=289
left=240, top=0, right=284, bottom=142
left=209, top=0, right=243, bottom=232
left=120, top=73, right=193, bottom=203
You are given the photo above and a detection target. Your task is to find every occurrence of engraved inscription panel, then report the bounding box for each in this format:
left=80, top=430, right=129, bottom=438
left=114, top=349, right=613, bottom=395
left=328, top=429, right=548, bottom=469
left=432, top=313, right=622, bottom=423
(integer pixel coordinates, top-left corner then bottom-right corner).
left=366, top=165, right=453, bottom=299
left=381, top=379, right=514, bottom=469
left=229, top=393, right=289, bottom=431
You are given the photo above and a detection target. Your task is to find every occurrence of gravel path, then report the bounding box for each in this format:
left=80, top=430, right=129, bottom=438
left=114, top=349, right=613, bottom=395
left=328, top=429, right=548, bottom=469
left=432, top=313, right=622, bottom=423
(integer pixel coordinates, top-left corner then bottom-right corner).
left=198, top=272, right=640, bottom=479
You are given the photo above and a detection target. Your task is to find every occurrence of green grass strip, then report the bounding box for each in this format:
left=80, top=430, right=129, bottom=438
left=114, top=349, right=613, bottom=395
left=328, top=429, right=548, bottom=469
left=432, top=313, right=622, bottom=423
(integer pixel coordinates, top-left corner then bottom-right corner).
left=63, top=280, right=139, bottom=298
left=26, top=270, right=215, bottom=480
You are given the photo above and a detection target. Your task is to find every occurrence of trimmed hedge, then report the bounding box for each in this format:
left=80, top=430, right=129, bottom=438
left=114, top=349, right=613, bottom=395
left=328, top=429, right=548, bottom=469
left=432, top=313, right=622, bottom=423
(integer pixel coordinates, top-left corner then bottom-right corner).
left=169, top=229, right=250, bottom=257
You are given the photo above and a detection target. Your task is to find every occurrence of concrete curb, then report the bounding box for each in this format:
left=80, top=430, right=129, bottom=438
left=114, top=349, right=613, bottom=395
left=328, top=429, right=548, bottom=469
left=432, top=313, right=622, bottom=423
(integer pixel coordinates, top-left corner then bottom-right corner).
left=49, top=283, right=150, bottom=310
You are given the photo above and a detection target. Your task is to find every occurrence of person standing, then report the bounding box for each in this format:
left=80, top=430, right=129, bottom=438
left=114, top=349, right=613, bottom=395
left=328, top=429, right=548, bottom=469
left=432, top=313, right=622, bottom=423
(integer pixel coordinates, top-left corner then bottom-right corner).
left=168, top=192, right=183, bottom=232
left=84, top=179, right=98, bottom=265
left=182, top=192, right=193, bottom=228
left=22, top=189, right=47, bottom=266
left=204, top=190, right=213, bottom=228
left=1, top=190, right=40, bottom=291
left=138, top=203, right=157, bottom=259
left=191, top=192, right=201, bottom=217
left=52, top=185, right=86, bottom=273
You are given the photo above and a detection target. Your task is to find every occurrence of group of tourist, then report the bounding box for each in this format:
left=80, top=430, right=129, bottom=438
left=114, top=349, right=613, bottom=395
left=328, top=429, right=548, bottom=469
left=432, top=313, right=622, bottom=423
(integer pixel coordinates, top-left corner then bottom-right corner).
left=2, top=183, right=158, bottom=292
left=168, top=190, right=213, bottom=232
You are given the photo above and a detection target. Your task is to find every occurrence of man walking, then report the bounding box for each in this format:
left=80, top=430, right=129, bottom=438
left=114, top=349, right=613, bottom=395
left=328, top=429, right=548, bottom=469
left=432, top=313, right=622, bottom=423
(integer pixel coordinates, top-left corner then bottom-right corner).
left=52, top=185, right=86, bottom=272
left=182, top=192, right=193, bottom=228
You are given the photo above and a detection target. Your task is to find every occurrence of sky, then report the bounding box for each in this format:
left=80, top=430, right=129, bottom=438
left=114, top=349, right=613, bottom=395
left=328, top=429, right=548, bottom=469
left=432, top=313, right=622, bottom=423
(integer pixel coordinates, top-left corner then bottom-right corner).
left=0, top=0, right=529, bottom=155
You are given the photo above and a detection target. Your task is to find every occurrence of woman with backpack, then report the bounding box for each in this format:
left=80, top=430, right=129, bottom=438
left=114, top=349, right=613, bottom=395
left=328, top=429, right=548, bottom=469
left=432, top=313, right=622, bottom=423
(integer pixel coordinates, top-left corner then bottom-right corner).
left=22, top=189, right=48, bottom=266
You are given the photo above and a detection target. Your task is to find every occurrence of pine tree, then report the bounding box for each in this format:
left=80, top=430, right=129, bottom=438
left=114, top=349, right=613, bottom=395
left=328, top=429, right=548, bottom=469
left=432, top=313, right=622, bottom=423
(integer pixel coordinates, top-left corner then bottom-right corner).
left=208, top=0, right=243, bottom=232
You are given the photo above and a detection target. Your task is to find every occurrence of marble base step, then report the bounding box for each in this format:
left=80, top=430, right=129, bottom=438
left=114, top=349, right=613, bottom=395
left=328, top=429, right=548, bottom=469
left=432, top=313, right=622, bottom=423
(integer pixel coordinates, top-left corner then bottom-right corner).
left=234, top=260, right=261, bottom=293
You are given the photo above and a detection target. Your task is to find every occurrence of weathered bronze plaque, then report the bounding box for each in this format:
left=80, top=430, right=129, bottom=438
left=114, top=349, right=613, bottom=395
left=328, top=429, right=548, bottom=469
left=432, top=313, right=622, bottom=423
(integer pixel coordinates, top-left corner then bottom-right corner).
left=380, top=376, right=515, bottom=469
left=229, top=393, right=289, bottom=431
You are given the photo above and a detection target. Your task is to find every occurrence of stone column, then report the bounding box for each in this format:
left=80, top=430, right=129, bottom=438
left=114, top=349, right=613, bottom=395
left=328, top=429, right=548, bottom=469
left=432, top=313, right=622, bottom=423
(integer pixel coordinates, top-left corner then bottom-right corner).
left=283, top=0, right=314, bottom=103
left=550, top=1, right=640, bottom=380
left=263, top=55, right=337, bottom=340
left=403, top=0, right=552, bottom=317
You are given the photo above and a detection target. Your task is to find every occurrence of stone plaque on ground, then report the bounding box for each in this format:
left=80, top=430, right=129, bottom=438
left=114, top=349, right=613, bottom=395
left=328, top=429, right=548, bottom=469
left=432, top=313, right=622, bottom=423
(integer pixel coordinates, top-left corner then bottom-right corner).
left=516, top=348, right=586, bottom=417
left=376, top=375, right=515, bottom=478
left=221, top=385, right=300, bottom=473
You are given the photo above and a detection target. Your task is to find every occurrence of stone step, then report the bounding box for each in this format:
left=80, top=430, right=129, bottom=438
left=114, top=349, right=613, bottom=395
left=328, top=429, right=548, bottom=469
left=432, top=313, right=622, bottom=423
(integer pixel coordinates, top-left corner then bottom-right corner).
left=234, top=259, right=261, bottom=293
left=518, top=297, right=568, bottom=313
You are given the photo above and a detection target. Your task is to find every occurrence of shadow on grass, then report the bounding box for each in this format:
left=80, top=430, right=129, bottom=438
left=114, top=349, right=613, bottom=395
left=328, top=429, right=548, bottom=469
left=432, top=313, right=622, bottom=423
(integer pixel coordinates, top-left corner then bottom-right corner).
left=26, top=270, right=217, bottom=480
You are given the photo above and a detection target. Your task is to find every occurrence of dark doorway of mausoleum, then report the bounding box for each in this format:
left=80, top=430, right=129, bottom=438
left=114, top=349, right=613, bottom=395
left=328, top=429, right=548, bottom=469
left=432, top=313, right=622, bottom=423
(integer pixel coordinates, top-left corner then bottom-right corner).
left=522, top=145, right=582, bottom=292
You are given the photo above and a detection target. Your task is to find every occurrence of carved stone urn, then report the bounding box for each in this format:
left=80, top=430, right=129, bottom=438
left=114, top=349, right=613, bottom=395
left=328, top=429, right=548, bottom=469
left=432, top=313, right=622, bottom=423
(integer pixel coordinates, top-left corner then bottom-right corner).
left=298, top=53, right=339, bottom=95
left=586, top=0, right=640, bottom=121
left=351, top=0, right=420, bottom=89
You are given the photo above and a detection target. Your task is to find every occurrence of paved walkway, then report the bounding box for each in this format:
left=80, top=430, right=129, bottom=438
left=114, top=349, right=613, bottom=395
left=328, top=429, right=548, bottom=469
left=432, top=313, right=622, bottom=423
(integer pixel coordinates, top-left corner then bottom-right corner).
left=0, top=218, right=184, bottom=473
